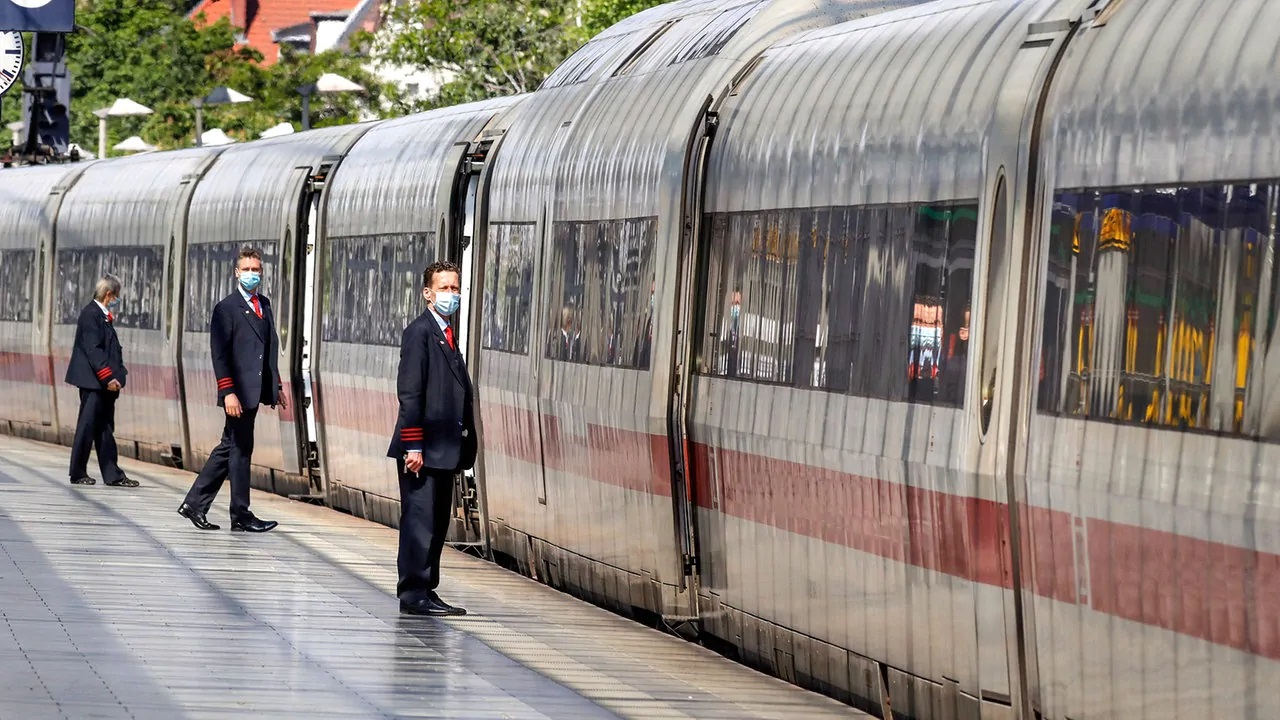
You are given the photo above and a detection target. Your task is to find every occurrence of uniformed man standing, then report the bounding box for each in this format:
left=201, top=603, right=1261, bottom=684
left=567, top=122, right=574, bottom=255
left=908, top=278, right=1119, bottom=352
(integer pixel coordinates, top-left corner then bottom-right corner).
left=177, top=247, right=286, bottom=532
left=66, top=274, right=136, bottom=487
left=388, top=261, right=476, bottom=616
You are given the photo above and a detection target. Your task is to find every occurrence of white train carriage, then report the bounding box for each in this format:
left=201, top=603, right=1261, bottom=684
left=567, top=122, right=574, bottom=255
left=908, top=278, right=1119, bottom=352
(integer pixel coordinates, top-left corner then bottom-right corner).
left=475, top=0, right=924, bottom=622
left=181, top=125, right=371, bottom=497
left=50, top=149, right=221, bottom=464
left=317, top=96, right=523, bottom=530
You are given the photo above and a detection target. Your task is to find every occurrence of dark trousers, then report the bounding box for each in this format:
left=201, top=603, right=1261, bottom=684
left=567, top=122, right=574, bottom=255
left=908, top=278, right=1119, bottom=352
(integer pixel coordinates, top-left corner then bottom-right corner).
left=184, top=408, right=258, bottom=521
left=397, top=462, right=455, bottom=602
left=69, top=388, right=122, bottom=482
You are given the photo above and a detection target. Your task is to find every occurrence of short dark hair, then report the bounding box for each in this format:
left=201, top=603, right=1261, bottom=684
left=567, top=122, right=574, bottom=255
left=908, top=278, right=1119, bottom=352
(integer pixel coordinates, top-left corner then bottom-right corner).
left=423, top=260, right=461, bottom=289
left=236, top=247, right=263, bottom=269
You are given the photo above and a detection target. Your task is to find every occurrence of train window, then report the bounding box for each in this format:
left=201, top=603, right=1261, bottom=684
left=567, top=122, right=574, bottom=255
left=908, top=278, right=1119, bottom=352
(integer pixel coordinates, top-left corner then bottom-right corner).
left=697, top=202, right=976, bottom=407
left=545, top=217, right=656, bottom=369
left=57, top=247, right=166, bottom=331
left=0, top=250, right=36, bottom=323
left=320, top=233, right=430, bottom=347
left=483, top=222, right=536, bottom=355
left=184, top=241, right=279, bottom=333
left=910, top=205, right=976, bottom=407
left=1038, top=183, right=1280, bottom=440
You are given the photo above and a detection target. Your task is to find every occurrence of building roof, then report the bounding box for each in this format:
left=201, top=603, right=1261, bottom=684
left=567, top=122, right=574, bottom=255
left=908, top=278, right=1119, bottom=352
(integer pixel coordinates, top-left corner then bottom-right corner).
left=188, top=0, right=362, bottom=65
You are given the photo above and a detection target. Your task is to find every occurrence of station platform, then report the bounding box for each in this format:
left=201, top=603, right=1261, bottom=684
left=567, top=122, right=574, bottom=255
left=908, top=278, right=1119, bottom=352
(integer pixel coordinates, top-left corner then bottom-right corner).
left=0, top=435, right=866, bottom=720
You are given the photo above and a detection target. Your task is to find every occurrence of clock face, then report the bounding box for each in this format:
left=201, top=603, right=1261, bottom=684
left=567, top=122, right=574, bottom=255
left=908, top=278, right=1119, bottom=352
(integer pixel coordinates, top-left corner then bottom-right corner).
left=0, top=33, right=23, bottom=98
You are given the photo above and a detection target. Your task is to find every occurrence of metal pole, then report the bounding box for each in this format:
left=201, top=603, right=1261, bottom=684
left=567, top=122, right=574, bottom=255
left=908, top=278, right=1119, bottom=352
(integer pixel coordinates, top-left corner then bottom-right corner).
left=97, top=114, right=107, bottom=160
left=300, top=90, right=311, bottom=131
left=193, top=99, right=203, bottom=147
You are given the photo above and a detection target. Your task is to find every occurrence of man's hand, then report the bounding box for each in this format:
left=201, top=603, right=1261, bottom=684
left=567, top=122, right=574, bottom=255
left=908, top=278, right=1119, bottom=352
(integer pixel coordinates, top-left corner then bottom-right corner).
left=225, top=393, right=243, bottom=418
left=106, top=379, right=122, bottom=393
left=405, top=451, right=424, bottom=473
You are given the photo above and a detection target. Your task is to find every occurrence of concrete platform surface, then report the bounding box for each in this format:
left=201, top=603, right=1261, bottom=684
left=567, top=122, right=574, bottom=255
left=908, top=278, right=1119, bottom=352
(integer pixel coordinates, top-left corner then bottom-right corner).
left=0, top=435, right=867, bottom=719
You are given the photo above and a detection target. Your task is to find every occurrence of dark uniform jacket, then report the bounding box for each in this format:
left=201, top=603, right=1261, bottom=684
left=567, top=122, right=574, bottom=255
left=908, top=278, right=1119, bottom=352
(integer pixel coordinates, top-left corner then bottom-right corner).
left=211, top=291, right=281, bottom=409
left=387, top=308, right=477, bottom=471
left=65, top=302, right=127, bottom=390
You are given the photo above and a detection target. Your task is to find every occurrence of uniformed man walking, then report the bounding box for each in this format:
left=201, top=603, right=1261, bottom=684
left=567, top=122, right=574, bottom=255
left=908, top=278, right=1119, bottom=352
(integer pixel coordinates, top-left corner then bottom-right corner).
left=177, top=247, right=286, bottom=532
left=66, top=274, right=136, bottom=487
left=389, top=261, right=476, bottom=616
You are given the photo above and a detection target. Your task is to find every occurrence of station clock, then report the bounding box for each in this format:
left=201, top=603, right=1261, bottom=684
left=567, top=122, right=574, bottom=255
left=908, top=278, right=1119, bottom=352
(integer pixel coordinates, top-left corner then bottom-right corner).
left=0, top=32, right=24, bottom=97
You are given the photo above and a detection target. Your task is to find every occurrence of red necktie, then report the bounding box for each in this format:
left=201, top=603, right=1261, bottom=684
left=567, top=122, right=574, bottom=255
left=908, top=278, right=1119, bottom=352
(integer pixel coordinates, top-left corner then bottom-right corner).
left=444, top=326, right=455, bottom=350
left=251, top=295, right=262, bottom=318
left=106, top=312, right=113, bottom=324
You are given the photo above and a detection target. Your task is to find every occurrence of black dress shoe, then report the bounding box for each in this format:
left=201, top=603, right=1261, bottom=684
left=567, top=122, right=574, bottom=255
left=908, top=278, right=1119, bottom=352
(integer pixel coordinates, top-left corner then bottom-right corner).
left=428, top=594, right=467, bottom=616
left=399, top=598, right=451, bottom=617
left=105, top=475, right=139, bottom=487
left=177, top=502, right=220, bottom=531
left=400, top=595, right=466, bottom=617
left=70, top=476, right=96, bottom=485
left=230, top=515, right=278, bottom=533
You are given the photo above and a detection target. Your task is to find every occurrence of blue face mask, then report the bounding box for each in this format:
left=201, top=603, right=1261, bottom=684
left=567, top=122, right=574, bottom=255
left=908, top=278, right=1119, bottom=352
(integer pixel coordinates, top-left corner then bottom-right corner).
left=433, top=292, right=460, bottom=317
left=106, top=297, right=121, bottom=309
left=239, top=271, right=261, bottom=293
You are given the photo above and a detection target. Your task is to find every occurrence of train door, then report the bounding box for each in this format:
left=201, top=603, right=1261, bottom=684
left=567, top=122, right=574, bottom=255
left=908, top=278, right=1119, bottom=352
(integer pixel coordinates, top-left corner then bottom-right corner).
left=27, top=171, right=87, bottom=443
left=443, top=135, right=499, bottom=548
left=666, top=96, right=721, bottom=617
left=167, top=160, right=220, bottom=470
left=275, top=164, right=326, bottom=499
left=978, top=13, right=1083, bottom=719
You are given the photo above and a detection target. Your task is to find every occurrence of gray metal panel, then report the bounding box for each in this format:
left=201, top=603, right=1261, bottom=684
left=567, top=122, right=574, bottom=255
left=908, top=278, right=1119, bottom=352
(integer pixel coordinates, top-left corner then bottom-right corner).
left=1047, top=0, right=1280, bottom=189
left=705, top=0, right=1054, bottom=214
left=187, top=124, right=373, bottom=245
left=0, top=164, right=86, bottom=249
left=326, top=97, right=522, bottom=239
left=57, top=149, right=221, bottom=249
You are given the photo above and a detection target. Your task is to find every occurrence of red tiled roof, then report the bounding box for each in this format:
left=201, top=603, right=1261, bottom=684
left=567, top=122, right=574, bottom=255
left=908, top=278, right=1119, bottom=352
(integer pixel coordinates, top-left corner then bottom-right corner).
left=189, top=0, right=362, bottom=66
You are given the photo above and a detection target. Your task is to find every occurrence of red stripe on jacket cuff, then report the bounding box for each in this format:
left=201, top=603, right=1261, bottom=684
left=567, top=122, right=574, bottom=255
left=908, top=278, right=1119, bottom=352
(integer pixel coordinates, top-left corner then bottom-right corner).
left=96, top=369, right=112, bottom=378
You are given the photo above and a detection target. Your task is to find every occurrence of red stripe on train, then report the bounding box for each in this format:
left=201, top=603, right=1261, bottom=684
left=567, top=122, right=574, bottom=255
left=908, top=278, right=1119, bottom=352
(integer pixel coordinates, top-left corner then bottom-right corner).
left=1, top=353, right=297, bottom=421
left=0, top=352, right=55, bottom=385
left=478, top=399, right=1280, bottom=661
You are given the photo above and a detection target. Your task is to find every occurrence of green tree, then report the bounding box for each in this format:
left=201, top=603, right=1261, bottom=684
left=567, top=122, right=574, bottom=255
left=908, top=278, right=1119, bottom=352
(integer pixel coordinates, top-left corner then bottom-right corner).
left=378, top=0, right=584, bottom=108
left=581, top=0, right=666, bottom=36
left=3, top=0, right=404, bottom=158
left=376, top=0, right=667, bottom=109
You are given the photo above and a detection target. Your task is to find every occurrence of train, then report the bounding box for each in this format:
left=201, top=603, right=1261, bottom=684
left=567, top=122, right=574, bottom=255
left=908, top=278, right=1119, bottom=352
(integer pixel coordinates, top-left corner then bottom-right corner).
left=2, top=0, right=1277, bottom=717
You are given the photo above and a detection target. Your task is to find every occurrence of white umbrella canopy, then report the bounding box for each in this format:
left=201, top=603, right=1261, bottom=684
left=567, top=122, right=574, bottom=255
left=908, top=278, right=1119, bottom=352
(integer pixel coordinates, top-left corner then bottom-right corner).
left=200, top=128, right=236, bottom=146
left=259, top=122, right=295, bottom=139
left=113, top=136, right=156, bottom=153
left=104, top=98, right=154, bottom=117
left=203, top=86, right=253, bottom=105
left=314, top=73, right=365, bottom=93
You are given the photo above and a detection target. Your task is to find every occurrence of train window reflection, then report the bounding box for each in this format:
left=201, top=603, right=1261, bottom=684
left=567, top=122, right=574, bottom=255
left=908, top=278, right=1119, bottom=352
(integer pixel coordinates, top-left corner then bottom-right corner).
left=482, top=222, right=536, bottom=355
left=1038, top=183, right=1280, bottom=440
left=323, top=233, right=431, bottom=346
left=58, top=246, right=166, bottom=331
left=545, top=217, right=656, bottom=369
left=697, top=201, right=976, bottom=407
left=0, top=250, right=36, bottom=323
left=185, top=241, right=278, bottom=333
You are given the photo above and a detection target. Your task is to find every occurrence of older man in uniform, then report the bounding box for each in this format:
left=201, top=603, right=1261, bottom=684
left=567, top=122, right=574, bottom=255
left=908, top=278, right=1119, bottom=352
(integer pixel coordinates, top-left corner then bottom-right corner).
left=177, top=247, right=287, bottom=532
left=66, top=274, right=136, bottom=487
left=389, top=260, right=476, bottom=616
